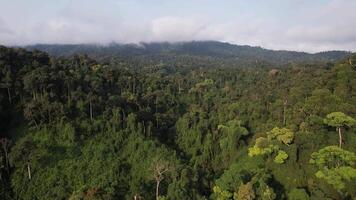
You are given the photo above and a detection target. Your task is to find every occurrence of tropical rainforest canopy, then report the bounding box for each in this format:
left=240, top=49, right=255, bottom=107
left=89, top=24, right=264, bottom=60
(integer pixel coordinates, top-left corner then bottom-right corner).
left=0, top=42, right=355, bottom=199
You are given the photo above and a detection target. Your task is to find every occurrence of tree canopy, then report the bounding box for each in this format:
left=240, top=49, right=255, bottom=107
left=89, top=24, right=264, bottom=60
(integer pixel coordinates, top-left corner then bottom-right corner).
left=0, top=46, right=355, bottom=199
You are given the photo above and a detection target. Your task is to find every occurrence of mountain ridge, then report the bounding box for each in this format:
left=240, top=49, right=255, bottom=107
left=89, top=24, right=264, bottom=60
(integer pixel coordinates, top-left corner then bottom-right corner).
left=24, top=41, right=351, bottom=65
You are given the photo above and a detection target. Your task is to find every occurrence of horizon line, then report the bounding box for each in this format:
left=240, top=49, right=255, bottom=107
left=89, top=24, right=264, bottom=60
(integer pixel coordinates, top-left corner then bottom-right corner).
left=5, top=40, right=353, bottom=54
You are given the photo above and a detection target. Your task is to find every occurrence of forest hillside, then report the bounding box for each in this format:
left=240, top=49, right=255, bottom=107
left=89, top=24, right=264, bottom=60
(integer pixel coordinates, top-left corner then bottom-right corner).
left=26, top=41, right=350, bottom=65
left=0, top=45, right=356, bottom=200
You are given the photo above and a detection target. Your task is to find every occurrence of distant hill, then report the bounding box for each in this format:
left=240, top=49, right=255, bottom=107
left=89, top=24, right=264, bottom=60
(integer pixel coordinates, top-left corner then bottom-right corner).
left=25, top=41, right=351, bottom=65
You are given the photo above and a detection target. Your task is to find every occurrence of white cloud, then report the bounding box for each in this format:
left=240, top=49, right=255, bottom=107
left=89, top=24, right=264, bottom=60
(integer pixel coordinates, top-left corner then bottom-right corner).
left=0, top=0, right=355, bottom=52
left=0, top=18, right=13, bottom=35
left=150, top=16, right=210, bottom=42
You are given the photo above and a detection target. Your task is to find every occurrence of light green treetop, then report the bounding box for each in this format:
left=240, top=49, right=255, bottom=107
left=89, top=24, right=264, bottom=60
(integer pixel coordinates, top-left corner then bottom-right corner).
left=213, top=186, right=233, bottom=200
left=248, top=127, right=294, bottom=164
left=248, top=137, right=277, bottom=157
left=274, top=150, right=289, bottom=164
left=323, top=112, right=356, bottom=128
left=323, top=112, right=356, bottom=147
left=309, top=146, right=356, bottom=190
left=267, top=127, right=294, bottom=145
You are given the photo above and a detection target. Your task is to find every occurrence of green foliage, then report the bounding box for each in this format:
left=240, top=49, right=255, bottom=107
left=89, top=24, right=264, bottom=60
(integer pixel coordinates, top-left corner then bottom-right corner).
left=274, top=150, right=289, bottom=164
left=0, top=46, right=356, bottom=199
left=310, top=146, right=356, bottom=190
left=315, top=167, right=356, bottom=191
left=214, top=160, right=276, bottom=200
left=213, top=186, right=232, bottom=200
left=267, top=127, right=294, bottom=145
left=214, top=156, right=264, bottom=192
left=309, top=146, right=355, bottom=169
left=260, top=186, right=276, bottom=200
left=323, top=112, right=356, bottom=128
left=248, top=144, right=276, bottom=157
left=248, top=137, right=278, bottom=157
left=249, top=127, right=294, bottom=164
left=218, top=119, right=250, bottom=165
left=287, top=188, right=310, bottom=200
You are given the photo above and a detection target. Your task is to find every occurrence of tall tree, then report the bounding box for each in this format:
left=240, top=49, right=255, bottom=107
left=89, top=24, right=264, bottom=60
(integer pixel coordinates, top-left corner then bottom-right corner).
left=323, top=112, right=356, bottom=148
left=150, top=157, right=172, bottom=200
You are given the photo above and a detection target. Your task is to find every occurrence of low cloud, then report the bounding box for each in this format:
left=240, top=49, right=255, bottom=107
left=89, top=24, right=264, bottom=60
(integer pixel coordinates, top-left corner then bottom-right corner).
left=0, top=17, right=15, bottom=43
left=0, top=0, right=355, bottom=52
left=150, top=16, right=211, bottom=42
left=0, top=18, right=13, bottom=35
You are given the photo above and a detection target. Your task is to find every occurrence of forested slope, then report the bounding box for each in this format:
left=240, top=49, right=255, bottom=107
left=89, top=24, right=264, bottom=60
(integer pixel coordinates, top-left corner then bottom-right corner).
left=26, top=41, right=350, bottom=65
left=0, top=46, right=355, bottom=200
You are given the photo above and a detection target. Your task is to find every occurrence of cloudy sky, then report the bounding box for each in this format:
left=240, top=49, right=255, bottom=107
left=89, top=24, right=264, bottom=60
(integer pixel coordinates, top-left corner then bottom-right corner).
left=0, top=0, right=355, bottom=52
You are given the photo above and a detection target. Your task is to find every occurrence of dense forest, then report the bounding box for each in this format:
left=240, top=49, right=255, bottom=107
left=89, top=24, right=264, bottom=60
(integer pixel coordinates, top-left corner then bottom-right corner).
left=0, top=43, right=356, bottom=200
